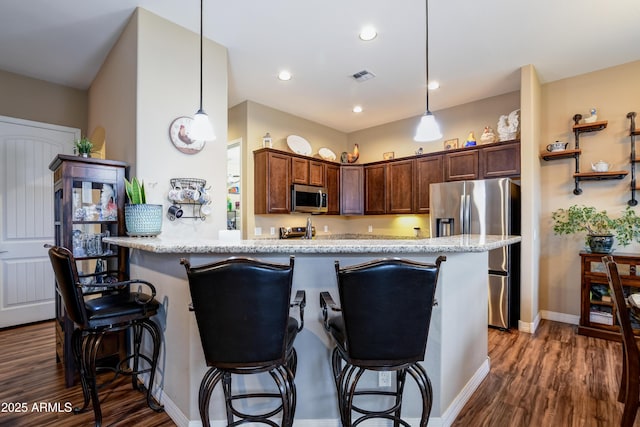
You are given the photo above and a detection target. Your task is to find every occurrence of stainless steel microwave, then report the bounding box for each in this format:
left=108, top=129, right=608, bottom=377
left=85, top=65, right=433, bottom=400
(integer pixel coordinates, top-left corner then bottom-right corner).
left=291, top=184, right=328, bottom=213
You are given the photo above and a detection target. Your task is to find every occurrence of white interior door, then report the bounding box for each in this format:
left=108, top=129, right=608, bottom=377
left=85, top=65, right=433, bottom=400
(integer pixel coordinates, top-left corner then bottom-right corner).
left=0, top=116, right=77, bottom=328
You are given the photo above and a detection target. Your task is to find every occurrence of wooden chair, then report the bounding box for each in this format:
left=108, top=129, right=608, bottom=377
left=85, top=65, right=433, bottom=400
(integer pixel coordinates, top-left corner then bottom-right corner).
left=603, top=256, right=640, bottom=427
left=320, top=256, right=445, bottom=427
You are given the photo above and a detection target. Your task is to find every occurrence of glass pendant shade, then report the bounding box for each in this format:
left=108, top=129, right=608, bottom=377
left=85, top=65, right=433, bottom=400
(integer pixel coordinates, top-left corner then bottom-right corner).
left=414, top=111, right=442, bottom=142
left=191, top=109, right=216, bottom=141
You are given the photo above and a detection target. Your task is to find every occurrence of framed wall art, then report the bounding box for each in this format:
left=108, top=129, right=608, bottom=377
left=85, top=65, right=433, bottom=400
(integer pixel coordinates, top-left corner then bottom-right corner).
left=444, top=138, right=459, bottom=150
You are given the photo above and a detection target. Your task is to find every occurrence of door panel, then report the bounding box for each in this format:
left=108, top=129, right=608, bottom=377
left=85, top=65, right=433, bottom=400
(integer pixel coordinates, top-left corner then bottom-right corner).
left=0, top=116, right=77, bottom=327
left=488, top=273, right=509, bottom=329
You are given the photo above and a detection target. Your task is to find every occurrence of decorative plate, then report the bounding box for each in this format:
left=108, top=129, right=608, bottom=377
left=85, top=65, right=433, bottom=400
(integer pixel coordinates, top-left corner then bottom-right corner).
left=286, top=135, right=312, bottom=155
left=318, top=147, right=337, bottom=161
left=169, top=116, right=206, bottom=155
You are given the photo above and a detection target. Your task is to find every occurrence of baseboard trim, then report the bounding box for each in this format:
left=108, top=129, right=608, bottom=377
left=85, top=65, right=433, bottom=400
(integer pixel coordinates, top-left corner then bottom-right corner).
left=540, top=310, right=579, bottom=325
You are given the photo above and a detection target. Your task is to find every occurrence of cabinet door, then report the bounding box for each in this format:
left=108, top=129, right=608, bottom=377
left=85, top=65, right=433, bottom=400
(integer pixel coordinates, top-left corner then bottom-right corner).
left=309, top=161, right=325, bottom=186
left=387, top=160, right=414, bottom=214
left=365, top=164, right=386, bottom=214
left=340, top=165, right=363, bottom=215
left=415, top=155, right=444, bottom=213
left=291, top=157, right=309, bottom=184
left=481, top=141, right=520, bottom=178
left=445, top=149, right=479, bottom=181
left=326, top=163, right=340, bottom=214
left=254, top=151, right=291, bottom=214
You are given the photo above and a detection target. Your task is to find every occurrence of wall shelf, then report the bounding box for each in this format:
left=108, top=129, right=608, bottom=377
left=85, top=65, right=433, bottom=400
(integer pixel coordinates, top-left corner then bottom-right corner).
left=540, top=148, right=581, bottom=161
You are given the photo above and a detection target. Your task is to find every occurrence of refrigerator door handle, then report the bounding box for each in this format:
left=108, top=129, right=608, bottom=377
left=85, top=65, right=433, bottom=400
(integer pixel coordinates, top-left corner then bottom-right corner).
left=463, top=195, right=471, bottom=234
left=459, top=195, right=466, bottom=234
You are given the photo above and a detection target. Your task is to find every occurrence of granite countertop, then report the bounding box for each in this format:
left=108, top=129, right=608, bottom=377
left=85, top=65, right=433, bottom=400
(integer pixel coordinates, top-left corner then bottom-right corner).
left=104, top=234, right=521, bottom=254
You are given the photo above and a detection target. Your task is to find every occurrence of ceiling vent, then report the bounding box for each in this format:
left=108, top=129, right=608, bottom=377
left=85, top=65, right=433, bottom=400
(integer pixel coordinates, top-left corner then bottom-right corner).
left=351, top=70, right=376, bottom=82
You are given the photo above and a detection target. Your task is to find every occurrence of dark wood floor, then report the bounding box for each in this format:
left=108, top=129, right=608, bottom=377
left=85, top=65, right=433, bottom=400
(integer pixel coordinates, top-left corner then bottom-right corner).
left=0, top=319, right=634, bottom=426
left=0, top=321, right=175, bottom=426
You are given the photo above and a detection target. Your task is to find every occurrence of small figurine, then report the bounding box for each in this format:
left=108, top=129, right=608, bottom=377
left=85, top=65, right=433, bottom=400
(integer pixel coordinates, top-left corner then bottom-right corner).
left=346, top=144, right=360, bottom=163
left=497, top=109, right=520, bottom=141
left=465, top=132, right=477, bottom=147
left=584, top=108, right=598, bottom=123
left=480, top=126, right=497, bottom=144
left=262, top=132, right=272, bottom=148
left=415, top=147, right=424, bottom=155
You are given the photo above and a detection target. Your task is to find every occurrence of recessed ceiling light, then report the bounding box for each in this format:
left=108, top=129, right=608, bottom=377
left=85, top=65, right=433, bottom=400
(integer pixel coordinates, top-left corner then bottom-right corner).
left=353, top=105, right=363, bottom=113
left=428, top=81, right=440, bottom=90
left=278, top=70, right=292, bottom=81
left=359, top=26, right=377, bottom=41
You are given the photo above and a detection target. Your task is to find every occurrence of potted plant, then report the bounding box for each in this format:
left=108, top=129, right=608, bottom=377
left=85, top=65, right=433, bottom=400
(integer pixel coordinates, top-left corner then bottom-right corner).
left=551, top=205, right=640, bottom=253
left=123, top=177, right=162, bottom=237
left=75, top=137, right=93, bottom=157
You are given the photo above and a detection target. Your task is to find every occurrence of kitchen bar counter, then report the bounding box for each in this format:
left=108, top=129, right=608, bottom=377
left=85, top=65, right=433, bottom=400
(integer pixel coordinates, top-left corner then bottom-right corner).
left=104, top=234, right=520, bottom=427
left=105, top=234, right=520, bottom=254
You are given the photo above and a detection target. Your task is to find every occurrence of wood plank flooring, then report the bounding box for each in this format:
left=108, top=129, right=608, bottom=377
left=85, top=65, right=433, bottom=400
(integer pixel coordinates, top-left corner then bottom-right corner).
left=453, top=320, right=632, bottom=427
left=0, top=319, right=635, bottom=426
left=0, top=321, right=175, bottom=426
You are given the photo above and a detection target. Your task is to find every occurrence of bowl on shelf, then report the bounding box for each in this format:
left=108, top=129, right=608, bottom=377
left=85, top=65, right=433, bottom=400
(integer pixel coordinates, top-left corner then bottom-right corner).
left=546, top=141, right=568, bottom=152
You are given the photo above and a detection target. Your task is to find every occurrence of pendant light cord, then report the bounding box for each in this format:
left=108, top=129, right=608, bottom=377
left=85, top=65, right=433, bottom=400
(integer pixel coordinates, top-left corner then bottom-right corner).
left=425, top=0, right=430, bottom=114
left=199, top=0, right=204, bottom=111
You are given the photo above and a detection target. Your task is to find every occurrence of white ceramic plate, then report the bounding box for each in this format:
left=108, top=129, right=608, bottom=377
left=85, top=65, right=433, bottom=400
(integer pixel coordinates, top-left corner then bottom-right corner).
left=318, top=147, right=337, bottom=161
left=286, top=135, right=312, bottom=155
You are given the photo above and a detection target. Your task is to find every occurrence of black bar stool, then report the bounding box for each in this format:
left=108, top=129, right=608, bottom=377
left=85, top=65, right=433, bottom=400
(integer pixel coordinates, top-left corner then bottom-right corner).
left=320, top=256, right=445, bottom=427
left=47, top=245, right=163, bottom=427
left=181, top=256, right=305, bottom=427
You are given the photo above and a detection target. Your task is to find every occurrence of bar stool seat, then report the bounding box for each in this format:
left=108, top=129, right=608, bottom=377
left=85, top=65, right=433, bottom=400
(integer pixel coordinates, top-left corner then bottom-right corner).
left=320, top=256, right=445, bottom=427
left=47, top=245, right=163, bottom=427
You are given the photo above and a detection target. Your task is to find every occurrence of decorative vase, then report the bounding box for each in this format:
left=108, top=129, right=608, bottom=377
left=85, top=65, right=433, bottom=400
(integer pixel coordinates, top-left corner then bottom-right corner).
left=587, top=234, right=614, bottom=254
left=124, top=204, right=163, bottom=237
left=81, top=153, right=90, bottom=158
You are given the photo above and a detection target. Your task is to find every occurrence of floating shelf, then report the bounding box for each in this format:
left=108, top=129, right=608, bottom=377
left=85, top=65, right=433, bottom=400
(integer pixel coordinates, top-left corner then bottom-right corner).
left=573, top=171, right=628, bottom=180
left=540, top=149, right=581, bottom=161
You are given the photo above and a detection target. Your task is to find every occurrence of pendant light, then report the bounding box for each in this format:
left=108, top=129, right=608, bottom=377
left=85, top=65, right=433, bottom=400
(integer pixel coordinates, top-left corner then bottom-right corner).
left=414, top=0, right=442, bottom=142
left=190, top=0, right=216, bottom=142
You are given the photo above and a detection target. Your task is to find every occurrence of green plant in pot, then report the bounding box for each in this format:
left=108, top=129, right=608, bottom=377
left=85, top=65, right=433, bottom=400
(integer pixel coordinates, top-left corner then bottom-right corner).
left=552, top=205, right=640, bottom=253
left=124, top=177, right=163, bottom=237
left=75, top=137, right=93, bottom=157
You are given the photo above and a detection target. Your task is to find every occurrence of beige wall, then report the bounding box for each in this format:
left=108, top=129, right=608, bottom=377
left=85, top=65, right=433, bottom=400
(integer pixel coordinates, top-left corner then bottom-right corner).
left=350, top=91, right=521, bottom=163
left=519, top=64, right=543, bottom=329
left=89, top=11, right=138, bottom=167
left=539, top=60, right=640, bottom=320
left=0, top=69, right=87, bottom=134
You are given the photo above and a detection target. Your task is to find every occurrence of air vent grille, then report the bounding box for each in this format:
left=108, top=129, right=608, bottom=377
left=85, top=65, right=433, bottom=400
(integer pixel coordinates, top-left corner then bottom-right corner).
left=351, top=70, right=376, bottom=82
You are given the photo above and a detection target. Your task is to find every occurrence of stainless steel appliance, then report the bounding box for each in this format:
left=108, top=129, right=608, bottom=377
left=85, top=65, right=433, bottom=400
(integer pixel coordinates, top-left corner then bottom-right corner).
left=291, top=184, right=328, bottom=213
left=429, top=178, right=521, bottom=329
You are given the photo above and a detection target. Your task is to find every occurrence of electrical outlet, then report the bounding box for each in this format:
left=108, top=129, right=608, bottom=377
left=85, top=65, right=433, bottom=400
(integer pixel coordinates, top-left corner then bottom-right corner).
left=254, top=227, right=262, bottom=236
left=378, top=371, right=391, bottom=387
left=368, top=225, right=373, bottom=233
left=323, top=225, right=329, bottom=233
left=270, top=227, right=276, bottom=235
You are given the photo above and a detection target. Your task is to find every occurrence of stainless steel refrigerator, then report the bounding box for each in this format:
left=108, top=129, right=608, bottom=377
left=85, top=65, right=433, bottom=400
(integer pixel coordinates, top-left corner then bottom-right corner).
left=429, top=178, right=521, bottom=329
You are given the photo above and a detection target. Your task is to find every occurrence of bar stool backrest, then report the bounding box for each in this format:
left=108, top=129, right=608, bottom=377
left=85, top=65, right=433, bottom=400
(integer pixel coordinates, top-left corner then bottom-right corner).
left=184, top=257, right=295, bottom=367
left=335, top=257, right=442, bottom=365
left=48, top=246, right=89, bottom=328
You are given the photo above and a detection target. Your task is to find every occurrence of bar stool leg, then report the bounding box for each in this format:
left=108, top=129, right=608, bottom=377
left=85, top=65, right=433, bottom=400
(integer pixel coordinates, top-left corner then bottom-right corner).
left=198, top=367, right=224, bottom=427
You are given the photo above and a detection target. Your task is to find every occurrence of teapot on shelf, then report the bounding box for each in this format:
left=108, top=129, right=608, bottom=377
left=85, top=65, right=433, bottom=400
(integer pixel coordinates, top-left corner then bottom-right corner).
left=591, top=160, right=611, bottom=172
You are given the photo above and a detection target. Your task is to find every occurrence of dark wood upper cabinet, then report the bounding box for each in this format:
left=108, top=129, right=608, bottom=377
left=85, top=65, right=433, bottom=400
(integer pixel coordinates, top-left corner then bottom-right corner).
left=254, top=150, right=291, bottom=214
left=387, top=159, right=415, bottom=214
left=364, top=164, right=387, bottom=214
left=292, top=157, right=325, bottom=186
left=325, top=163, right=340, bottom=215
left=415, top=155, right=444, bottom=213
left=480, top=140, right=521, bottom=178
left=444, top=149, right=479, bottom=181
left=340, top=165, right=364, bottom=215
left=291, top=157, right=309, bottom=184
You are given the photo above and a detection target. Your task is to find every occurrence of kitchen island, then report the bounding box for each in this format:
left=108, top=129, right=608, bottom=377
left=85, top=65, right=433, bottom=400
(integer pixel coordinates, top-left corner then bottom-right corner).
left=104, top=234, right=520, bottom=427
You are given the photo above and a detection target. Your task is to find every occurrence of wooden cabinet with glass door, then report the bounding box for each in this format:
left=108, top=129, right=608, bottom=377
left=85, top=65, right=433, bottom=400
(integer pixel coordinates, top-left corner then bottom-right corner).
left=49, top=154, right=129, bottom=387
